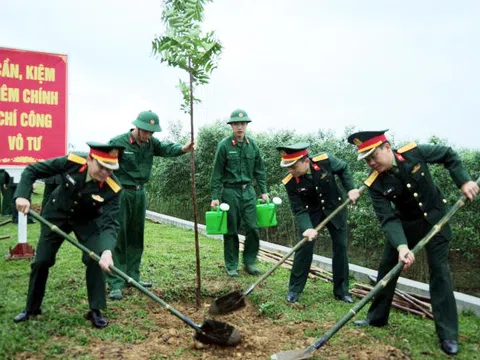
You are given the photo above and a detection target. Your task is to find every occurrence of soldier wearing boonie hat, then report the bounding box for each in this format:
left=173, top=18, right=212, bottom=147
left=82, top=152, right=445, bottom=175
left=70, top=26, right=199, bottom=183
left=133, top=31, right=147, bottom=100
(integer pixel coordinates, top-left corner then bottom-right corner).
left=210, top=109, right=269, bottom=277
left=347, top=129, right=479, bottom=355
left=277, top=142, right=360, bottom=304
left=13, top=141, right=124, bottom=329
left=106, top=110, right=195, bottom=300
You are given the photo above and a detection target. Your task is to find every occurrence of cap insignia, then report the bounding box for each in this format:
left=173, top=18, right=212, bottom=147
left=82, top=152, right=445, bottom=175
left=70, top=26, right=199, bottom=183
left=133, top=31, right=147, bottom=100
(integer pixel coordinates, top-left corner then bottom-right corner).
left=238, top=113, right=243, bottom=117
left=150, top=119, right=155, bottom=125
left=353, top=138, right=362, bottom=146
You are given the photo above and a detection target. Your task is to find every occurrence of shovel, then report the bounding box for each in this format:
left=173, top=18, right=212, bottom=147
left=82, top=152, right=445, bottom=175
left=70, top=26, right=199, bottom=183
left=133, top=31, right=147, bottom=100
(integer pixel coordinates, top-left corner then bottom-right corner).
left=209, top=186, right=367, bottom=315
left=270, top=177, right=479, bottom=360
left=28, top=209, right=241, bottom=347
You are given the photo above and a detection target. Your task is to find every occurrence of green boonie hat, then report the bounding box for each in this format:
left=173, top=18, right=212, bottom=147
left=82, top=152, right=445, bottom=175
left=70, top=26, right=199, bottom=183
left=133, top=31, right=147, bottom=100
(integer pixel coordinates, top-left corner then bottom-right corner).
left=132, top=110, right=162, bottom=132
left=276, top=142, right=310, bottom=167
left=227, top=109, right=252, bottom=124
left=86, top=141, right=125, bottom=170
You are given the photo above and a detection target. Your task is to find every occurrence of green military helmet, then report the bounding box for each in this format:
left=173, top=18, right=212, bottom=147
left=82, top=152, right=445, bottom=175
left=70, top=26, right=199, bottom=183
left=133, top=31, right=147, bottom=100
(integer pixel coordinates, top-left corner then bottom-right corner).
left=132, top=110, right=162, bottom=132
left=227, top=109, right=252, bottom=124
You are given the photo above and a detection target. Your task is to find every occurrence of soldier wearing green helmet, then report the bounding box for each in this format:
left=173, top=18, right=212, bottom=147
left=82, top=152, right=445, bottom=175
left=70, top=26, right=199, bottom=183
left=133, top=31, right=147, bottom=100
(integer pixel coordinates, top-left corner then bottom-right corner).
left=210, top=109, right=268, bottom=277
left=106, top=110, right=195, bottom=300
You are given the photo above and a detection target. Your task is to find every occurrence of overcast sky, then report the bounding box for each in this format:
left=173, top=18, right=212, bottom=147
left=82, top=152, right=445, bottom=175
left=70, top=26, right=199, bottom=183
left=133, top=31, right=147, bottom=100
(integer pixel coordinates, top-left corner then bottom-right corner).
left=2, top=0, right=479, bottom=151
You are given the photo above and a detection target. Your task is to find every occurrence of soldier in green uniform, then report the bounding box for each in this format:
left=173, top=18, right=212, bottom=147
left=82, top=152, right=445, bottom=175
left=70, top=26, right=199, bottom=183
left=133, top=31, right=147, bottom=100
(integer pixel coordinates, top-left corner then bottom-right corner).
left=347, top=130, right=479, bottom=355
left=210, top=109, right=269, bottom=277
left=12, top=142, right=124, bottom=328
left=0, top=169, right=14, bottom=216
left=277, top=143, right=360, bottom=303
left=106, top=110, right=195, bottom=300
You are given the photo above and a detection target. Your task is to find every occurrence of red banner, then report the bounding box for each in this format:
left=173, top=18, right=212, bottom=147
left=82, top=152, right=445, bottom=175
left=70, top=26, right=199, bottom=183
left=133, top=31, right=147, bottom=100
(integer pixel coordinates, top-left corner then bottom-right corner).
left=0, top=47, right=67, bottom=167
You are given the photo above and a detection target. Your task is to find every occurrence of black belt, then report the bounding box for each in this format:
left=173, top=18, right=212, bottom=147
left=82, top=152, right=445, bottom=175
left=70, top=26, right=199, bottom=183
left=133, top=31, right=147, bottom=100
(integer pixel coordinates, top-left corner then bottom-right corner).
left=224, top=183, right=251, bottom=190
left=122, top=184, right=144, bottom=190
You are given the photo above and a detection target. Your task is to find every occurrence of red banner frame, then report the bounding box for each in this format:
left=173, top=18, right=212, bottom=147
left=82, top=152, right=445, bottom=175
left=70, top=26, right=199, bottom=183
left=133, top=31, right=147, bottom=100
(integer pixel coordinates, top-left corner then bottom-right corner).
left=0, top=47, right=68, bottom=167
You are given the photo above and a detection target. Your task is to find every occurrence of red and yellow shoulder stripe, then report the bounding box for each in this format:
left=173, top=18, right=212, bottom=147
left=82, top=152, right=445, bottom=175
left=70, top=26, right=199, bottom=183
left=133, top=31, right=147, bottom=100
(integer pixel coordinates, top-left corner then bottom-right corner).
left=364, top=170, right=379, bottom=187
left=67, top=153, right=87, bottom=165
left=312, top=153, right=328, bottom=162
left=106, top=177, right=121, bottom=193
left=282, top=173, right=293, bottom=185
left=397, top=142, right=417, bottom=154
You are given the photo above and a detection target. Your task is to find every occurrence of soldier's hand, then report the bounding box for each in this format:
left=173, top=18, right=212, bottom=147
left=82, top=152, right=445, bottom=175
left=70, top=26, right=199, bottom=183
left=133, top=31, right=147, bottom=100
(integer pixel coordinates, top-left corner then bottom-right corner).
left=347, top=189, right=361, bottom=204
left=260, top=193, right=269, bottom=203
left=398, top=246, right=415, bottom=270
left=182, top=140, right=196, bottom=153
left=303, top=228, right=318, bottom=241
left=99, top=250, right=114, bottom=272
left=210, top=199, right=220, bottom=209
left=16, top=197, right=31, bottom=215
left=461, top=181, right=479, bottom=201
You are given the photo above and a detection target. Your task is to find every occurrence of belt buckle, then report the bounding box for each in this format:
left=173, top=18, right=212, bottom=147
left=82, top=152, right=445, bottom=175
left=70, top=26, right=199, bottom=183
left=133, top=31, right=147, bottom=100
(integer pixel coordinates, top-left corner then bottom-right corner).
left=242, top=184, right=248, bottom=190
left=136, top=185, right=141, bottom=190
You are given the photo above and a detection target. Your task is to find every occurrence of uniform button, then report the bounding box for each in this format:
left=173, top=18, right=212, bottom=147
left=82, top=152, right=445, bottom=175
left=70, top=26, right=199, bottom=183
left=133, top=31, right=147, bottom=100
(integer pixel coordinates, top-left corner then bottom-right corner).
left=321, top=200, right=325, bottom=203
left=414, top=193, right=418, bottom=197
left=419, top=202, right=423, bottom=207
left=315, top=186, right=318, bottom=190
left=305, top=205, right=309, bottom=209
left=92, top=202, right=96, bottom=206
left=393, top=196, right=397, bottom=199
left=70, top=209, right=74, bottom=213
left=52, top=199, right=56, bottom=203
left=443, top=199, right=447, bottom=203
left=319, top=194, right=323, bottom=197
left=65, top=183, right=69, bottom=187
left=322, top=207, right=325, bottom=210
left=407, top=183, right=411, bottom=188
left=338, top=197, right=341, bottom=201
left=424, top=212, right=428, bottom=217
left=421, top=172, right=425, bottom=176
left=74, top=201, right=78, bottom=205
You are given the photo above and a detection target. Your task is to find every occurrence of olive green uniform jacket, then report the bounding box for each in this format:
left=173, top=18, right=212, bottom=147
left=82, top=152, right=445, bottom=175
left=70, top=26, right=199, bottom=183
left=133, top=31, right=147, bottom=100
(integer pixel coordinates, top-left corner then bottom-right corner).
left=107, top=131, right=184, bottom=290
left=210, top=135, right=267, bottom=271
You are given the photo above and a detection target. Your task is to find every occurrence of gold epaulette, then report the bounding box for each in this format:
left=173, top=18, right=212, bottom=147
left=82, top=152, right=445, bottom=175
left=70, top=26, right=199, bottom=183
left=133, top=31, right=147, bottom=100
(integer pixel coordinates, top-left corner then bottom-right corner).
left=312, top=153, right=328, bottom=162
left=282, top=173, right=293, bottom=185
left=397, top=142, right=417, bottom=154
left=364, top=170, right=379, bottom=187
left=67, top=153, right=87, bottom=165
left=106, top=177, right=121, bottom=193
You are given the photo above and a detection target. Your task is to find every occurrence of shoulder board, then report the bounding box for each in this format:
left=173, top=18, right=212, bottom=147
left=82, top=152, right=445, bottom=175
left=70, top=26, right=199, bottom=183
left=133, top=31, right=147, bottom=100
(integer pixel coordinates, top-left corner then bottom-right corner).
left=397, top=142, right=417, bottom=154
left=67, top=153, right=87, bottom=165
left=312, top=153, right=328, bottom=162
left=282, top=173, right=293, bottom=185
left=106, top=177, right=121, bottom=193
left=364, top=170, right=379, bottom=187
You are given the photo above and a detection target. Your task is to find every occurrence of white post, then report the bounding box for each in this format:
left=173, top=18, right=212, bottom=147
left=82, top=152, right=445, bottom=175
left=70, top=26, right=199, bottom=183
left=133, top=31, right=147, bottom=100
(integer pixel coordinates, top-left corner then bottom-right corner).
left=17, top=212, right=27, bottom=244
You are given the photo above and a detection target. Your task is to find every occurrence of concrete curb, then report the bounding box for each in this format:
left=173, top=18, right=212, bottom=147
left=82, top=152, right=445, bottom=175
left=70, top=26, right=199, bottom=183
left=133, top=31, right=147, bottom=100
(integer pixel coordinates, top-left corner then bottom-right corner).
left=146, top=210, right=480, bottom=317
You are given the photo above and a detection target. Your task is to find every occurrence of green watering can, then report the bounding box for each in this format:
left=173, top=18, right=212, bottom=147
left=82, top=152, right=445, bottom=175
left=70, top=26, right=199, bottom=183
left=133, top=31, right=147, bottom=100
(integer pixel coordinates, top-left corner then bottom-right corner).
left=206, top=203, right=230, bottom=235
left=256, top=197, right=282, bottom=228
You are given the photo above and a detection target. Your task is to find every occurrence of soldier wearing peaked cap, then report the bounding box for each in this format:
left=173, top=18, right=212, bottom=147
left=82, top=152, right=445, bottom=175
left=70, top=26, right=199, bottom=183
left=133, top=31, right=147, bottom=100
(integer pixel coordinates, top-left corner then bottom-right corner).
left=210, top=109, right=269, bottom=277
left=347, top=130, right=479, bottom=355
left=12, top=142, right=125, bottom=329
left=277, top=142, right=361, bottom=304
left=106, top=110, right=195, bottom=300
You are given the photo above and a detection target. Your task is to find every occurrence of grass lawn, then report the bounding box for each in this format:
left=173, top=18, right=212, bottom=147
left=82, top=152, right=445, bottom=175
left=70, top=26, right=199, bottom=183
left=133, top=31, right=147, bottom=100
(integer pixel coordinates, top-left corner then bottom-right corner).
left=0, top=188, right=479, bottom=359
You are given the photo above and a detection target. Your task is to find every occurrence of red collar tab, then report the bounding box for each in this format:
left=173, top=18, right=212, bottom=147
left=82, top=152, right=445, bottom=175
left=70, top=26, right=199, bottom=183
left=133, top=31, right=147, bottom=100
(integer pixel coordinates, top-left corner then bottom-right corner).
left=357, top=134, right=387, bottom=154
left=129, top=136, right=134, bottom=144
left=281, top=149, right=308, bottom=162
left=312, top=163, right=320, bottom=171
left=232, top=139, right=236, bottom=146
left=79, top=164, right=87, bottom=173
left=98, top=181, right=105, bottom=188
left=395, top=152, right=405, bottom=162
left=295, top=177, right=300, bottom=184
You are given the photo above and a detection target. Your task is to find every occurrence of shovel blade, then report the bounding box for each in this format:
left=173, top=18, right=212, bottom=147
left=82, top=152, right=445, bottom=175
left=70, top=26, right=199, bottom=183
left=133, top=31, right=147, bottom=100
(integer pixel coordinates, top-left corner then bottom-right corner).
left=194, top=319, right=241, bottom=347
left=270, top=349, right=313, bottom=360
left=208, top=290, right=246, bottom=315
